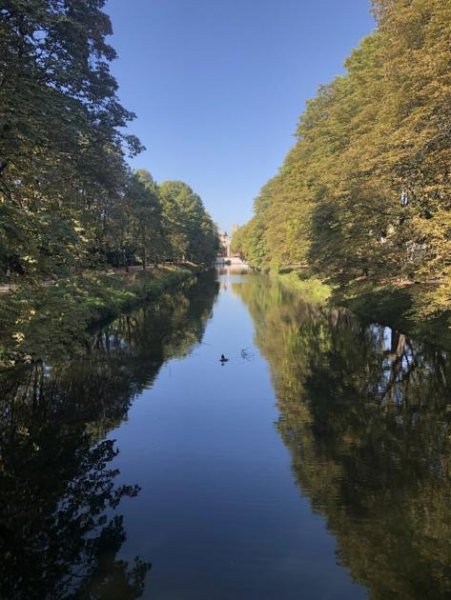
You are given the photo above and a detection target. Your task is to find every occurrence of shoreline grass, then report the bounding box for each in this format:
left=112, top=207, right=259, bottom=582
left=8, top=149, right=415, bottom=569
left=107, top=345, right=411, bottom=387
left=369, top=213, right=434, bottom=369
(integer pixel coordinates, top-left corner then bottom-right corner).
left=0, top=266, right=200, bottom=364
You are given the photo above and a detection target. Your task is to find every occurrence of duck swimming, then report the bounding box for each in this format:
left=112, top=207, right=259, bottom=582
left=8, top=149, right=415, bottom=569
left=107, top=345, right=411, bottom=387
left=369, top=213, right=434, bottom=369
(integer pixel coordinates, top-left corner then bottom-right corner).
left=220, top=354, right=229, bottom=363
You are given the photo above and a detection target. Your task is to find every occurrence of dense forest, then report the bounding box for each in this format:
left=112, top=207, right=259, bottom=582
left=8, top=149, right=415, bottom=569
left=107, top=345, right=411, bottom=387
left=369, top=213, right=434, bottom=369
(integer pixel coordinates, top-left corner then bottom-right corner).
left=232, top=0, right=450, bottom=321
left=0, top=0, right=219, bottom=284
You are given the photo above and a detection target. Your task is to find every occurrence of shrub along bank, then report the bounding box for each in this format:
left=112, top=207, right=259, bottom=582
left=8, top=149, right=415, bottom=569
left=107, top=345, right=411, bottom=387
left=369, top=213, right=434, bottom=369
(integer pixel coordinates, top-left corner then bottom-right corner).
left=0, top=266, right=198, bottom=364
left=275, top=268, right=451, bottom=350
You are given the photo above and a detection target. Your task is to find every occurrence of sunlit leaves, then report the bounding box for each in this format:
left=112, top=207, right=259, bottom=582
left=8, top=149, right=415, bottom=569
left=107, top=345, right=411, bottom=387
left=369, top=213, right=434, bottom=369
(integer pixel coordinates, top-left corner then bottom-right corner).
left=235, top=0, right=450, bottom=320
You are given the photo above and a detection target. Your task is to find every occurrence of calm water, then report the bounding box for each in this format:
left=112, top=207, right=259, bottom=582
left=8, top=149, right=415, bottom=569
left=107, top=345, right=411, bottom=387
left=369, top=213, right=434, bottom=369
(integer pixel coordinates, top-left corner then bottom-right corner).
left=1, top=272, right=450, bottom=599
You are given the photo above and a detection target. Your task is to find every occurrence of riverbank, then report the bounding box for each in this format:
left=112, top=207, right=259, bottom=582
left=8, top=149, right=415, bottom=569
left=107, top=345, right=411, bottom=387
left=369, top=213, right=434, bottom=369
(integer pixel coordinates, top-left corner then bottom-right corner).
left=275, top=270, right=332, bottom=304
left=0, top=265, right=200, bottom=364
left=275, top=270, right=451, bottom=350
left=337, top=280, right=451, bottom=350
left=82, top=265, right=199, bottom=322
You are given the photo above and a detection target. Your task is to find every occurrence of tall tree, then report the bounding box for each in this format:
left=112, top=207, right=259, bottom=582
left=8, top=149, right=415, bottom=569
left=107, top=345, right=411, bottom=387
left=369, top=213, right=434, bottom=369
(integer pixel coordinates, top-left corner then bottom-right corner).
left=235, top=0, right=450, bottom=319
left=159, top=180, right=218, bottom=264
left=129, top=169, right=165, bottom=268
left=0, top=0, right=141, bottom=279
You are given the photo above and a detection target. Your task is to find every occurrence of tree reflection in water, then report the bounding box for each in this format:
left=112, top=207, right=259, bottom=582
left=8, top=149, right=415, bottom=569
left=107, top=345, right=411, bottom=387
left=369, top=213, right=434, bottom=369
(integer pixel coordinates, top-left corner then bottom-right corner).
left=234, top=276, right=451, bottom=600
left=0, top=276, right=219, bottom=599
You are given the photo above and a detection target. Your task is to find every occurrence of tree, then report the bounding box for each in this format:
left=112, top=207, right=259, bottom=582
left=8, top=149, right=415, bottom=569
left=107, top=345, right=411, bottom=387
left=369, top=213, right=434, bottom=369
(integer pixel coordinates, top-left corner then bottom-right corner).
left=159, top=180, right=218, bottom=264
left=236, top=0, right=450, bottom=320
left=0, top=0, right=141, bottom=279
left=129, top=169, right=165, bottom=268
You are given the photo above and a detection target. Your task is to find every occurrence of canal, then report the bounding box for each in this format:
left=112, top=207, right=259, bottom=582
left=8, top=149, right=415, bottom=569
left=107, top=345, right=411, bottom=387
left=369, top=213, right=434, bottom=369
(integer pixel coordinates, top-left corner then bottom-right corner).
left=1, top=271, right=450, bottom=599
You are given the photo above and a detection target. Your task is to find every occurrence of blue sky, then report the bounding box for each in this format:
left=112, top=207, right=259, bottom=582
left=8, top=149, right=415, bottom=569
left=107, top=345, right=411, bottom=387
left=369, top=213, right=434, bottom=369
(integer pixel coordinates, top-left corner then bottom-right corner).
left=105, top=0, right=375, bottom=233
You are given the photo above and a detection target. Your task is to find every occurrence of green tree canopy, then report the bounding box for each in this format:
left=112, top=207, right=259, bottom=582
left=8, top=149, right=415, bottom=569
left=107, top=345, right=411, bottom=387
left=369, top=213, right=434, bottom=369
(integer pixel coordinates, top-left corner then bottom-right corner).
left=0, top=0, right=142, bottom=279
left=159, top=180, right=218, bottom=264
left=234, top=0, right=450, bottom=320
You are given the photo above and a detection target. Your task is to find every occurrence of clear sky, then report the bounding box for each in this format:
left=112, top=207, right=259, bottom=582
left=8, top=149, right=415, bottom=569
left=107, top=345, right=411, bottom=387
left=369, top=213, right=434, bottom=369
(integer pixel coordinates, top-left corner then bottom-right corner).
left=105, top=0, right=375, bottom=233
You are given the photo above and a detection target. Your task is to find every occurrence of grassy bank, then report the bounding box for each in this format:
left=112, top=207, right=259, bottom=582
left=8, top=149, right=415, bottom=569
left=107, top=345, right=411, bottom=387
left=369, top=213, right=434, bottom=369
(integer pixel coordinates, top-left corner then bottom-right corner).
left=0, top=266, right=198, bottom=363
left=272, top=268, right=450, bottom=349
left=274, top=270, right=332, bottom=304
left=82, top=266, right=197, bottom=322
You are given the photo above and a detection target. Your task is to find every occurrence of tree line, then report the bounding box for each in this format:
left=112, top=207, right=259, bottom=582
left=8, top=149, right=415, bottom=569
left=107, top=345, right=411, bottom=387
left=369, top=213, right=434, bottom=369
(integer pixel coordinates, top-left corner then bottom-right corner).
left=232, top=0, right=450, bottom=319
left=0, top=0, right=218, bottom=283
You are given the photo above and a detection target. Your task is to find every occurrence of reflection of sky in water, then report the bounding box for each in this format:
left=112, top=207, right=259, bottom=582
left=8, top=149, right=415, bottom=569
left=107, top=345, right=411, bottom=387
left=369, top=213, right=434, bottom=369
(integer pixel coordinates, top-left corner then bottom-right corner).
left=109, top=274, right=367, bottom=599
left=3, top=273, right=451, bottom=599
left=383, top=325, right=392, bottom=351
left=219, top=272, right=249, bottom=295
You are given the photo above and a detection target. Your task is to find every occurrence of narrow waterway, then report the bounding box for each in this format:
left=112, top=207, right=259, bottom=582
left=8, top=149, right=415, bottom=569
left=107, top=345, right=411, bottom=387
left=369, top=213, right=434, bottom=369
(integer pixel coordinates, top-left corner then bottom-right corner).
left=1, top=271, right=450, bottom=599
left=110, top=272, right=366, bottom=599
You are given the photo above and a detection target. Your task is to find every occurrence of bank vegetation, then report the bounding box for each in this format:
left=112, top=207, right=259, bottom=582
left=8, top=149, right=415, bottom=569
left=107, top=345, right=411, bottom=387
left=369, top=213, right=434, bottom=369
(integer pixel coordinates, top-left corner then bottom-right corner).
left=0, top=1, right=219, bottom=360
left=232, top=0, right=450, bottom=325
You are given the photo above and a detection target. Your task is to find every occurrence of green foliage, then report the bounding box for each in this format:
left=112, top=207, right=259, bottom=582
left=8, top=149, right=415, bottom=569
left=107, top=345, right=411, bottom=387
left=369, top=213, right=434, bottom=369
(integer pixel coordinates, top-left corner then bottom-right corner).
left=0, top=267, right=196, bottom=362
left=277, top=271, right=332, bottom=304
left=234, top=0, right=451, bottom=322
left=0, top=0, right=220, bottom=375
left=0, top=2, right=219, bottom=286
left=0, top=0, right=140, bottom=279
left=159, top=180, right=219, bottom=264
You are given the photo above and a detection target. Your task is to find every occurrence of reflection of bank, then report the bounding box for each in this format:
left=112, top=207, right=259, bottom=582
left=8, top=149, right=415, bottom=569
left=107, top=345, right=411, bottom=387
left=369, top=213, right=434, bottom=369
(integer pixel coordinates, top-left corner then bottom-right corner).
left=233, top=274, right=451, bottom=600
left=215, top=256, right=249, bottom=266
left=0, top=364, right=151, bottom=598
left=0, top=276, right=220, bottom=599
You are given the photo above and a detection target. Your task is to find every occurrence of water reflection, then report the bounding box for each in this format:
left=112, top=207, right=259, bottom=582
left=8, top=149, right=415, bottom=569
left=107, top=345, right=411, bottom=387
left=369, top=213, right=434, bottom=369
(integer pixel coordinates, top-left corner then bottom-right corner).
left=234, top=276, right=451, bottom=599
left=0, top=277, right=219, bottom=599
left=2, top=272, right=450, bottom=598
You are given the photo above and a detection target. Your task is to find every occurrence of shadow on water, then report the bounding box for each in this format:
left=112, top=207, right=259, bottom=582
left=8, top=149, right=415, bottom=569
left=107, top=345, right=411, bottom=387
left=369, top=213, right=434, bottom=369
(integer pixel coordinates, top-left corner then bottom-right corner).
left=233, top=275, right=451, bottom=600
left=0, top=276, right=219, bottom=599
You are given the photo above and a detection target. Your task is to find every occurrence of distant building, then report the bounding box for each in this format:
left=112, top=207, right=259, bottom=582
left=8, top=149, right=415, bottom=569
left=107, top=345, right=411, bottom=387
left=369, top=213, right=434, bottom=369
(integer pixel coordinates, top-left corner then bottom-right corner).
left=215, top=227, right=248, bottom=267
left=217, top=226, right=242, bottom=260
left=218, top=231, right=231, bottom=257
